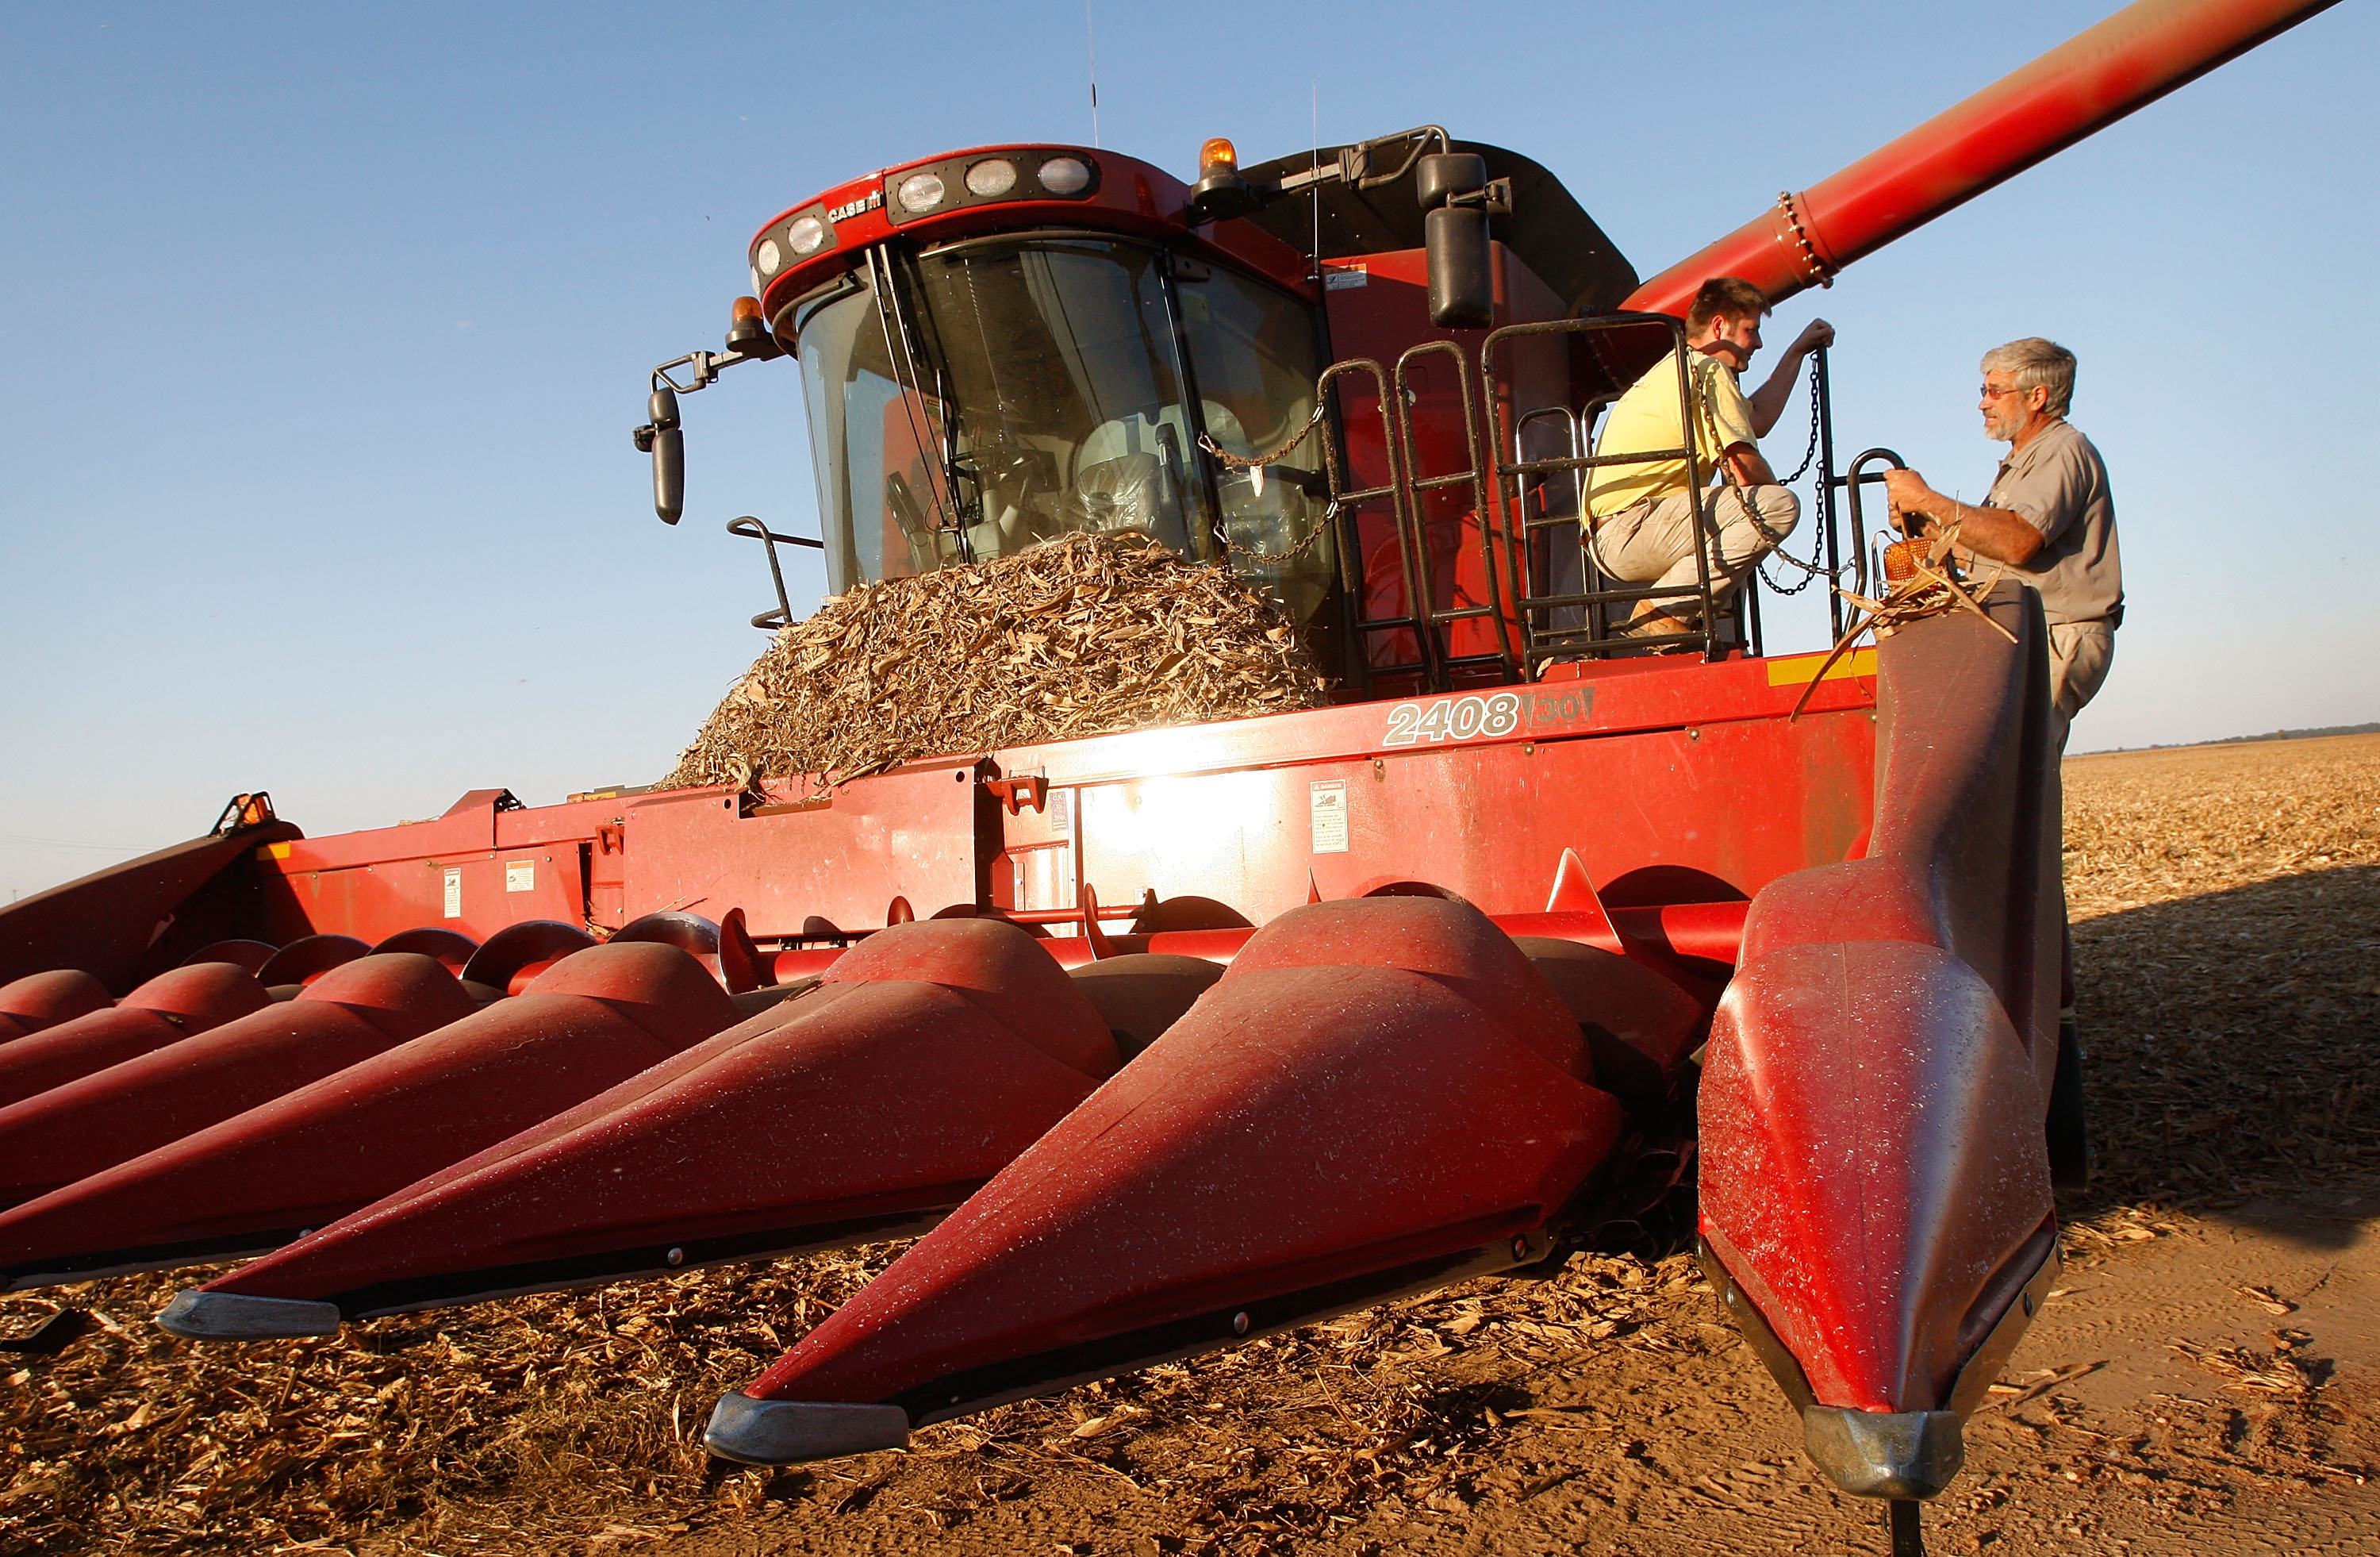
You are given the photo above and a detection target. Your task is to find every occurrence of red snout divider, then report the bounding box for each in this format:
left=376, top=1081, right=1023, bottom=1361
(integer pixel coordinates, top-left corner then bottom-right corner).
left=0, top=969, right=114, bottom=1044
left=1700, top=941, right=2053, bottom=1413
left=0, top=953, right=478, bottom=1209
left=0, top=963, right=272, bottom=1109
left=705, top=896, right=1625, bottom=1465
left=163, top=919, right=1124, bottom=1335
left=0, top=941, right=738, bottom=1291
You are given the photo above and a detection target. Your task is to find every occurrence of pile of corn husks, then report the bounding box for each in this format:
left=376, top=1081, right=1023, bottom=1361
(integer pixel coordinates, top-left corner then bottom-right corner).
left=662, top=533, right=1330, bottom=792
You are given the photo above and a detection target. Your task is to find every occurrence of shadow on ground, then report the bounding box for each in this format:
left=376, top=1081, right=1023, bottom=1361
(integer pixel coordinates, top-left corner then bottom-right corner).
left=2067, top=863, right=2380, bottom=1240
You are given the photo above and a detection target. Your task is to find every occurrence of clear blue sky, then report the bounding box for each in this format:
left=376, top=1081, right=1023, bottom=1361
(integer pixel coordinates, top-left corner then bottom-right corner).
left=3, top=2, right=2374, bottom=902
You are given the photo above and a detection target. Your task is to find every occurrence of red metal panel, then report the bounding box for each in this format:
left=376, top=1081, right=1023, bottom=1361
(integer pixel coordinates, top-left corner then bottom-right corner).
left=621, top=765, right=981, bottom=937
left=263, top=842, right=588, bottom=947
left=1626, top=0, right=2340, bottom=314
left=1073, top=706, right=1871, bottom=921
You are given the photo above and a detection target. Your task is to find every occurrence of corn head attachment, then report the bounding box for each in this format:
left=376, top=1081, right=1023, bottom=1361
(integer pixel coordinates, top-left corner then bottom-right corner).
left=0, top=7, right=2346, bottom=1551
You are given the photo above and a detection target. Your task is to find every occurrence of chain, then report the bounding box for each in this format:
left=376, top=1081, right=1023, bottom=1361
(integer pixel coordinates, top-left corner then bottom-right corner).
left=1196, top=400, right=1328, bottom=471
left=1221, top=498, right=1342, bottom=565
left=1755, top=355, right=1840, bottom=594
left=1690, top=355, right=1825, bottom=598
left=1198, top=402, right=1339, bottom=564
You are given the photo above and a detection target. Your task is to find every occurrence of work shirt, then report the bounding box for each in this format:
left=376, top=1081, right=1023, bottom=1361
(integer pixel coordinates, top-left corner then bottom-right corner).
left=1983, top=418, right=2123, bottom=627
left=1587, top=349, right=1758, bottom=520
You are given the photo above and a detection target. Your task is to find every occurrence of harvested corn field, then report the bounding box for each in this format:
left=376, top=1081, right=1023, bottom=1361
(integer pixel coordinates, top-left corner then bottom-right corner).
left=661, top=534, right=1330, bottom=793
left=5, top=734, right=2378, bottom=1556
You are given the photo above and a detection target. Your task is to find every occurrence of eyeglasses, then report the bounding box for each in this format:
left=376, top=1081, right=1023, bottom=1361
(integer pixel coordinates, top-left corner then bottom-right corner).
left=1979, top=383, right=2025, bottom=399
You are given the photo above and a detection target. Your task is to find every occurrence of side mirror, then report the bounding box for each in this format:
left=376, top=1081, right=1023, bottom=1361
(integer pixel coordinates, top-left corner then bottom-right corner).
left=1418, top=152, right=1495, bottom=329
left=635, top=386, right=685, bottom=525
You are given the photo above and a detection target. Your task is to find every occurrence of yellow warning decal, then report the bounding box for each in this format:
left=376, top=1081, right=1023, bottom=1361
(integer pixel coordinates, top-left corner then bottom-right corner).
left=254, top=842, right=293, bottom=862
left=1765, top=648, right=1878, bottom=687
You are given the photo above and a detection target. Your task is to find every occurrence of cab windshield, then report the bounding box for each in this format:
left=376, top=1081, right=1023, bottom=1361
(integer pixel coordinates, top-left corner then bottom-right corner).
left=794, top=235, right=1330, bottom=616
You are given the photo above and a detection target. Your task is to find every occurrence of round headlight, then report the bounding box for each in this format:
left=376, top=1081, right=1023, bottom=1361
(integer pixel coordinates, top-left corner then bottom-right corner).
left=897, top=171, right=947, bottom=213
left=965, top=158, right=1019, bottom=198
left=755, top=239, right=783, bottom=276
left=787, top=215, right=828, bottom=256
left=1037, top=156, right=1092, bottom=196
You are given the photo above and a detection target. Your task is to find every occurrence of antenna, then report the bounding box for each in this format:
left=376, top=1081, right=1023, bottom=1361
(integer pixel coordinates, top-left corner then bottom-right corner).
left=1085, top=1, right=1100, bottom=148
left=1310, top=82, right=1321, bottom=282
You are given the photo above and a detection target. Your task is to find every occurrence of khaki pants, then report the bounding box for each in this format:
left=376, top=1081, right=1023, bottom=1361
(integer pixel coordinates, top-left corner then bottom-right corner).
left=1589, top=485, right=1802, bottom=613
left=2047, top=619, right=2115, bottom=755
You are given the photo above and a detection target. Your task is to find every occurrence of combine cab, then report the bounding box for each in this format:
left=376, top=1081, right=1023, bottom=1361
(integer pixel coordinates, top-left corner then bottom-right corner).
left=0, top=2, right=2336, bottom=1550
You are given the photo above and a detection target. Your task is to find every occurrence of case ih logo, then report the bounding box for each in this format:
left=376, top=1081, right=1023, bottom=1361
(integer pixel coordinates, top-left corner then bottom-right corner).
left=827, top=190, right=882, bottom=223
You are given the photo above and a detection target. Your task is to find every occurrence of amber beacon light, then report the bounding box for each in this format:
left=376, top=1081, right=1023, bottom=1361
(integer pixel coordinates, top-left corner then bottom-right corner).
left=1188, top=135, right=1260, bottom=222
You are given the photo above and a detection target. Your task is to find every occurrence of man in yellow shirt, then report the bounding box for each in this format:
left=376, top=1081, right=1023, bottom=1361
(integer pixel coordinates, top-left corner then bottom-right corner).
left=1585, top=277, right=1831, bottom=639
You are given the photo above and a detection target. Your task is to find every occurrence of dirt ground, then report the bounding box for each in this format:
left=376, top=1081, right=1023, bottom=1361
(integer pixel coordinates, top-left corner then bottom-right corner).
left=6, top=734, right=2378, bottom=1557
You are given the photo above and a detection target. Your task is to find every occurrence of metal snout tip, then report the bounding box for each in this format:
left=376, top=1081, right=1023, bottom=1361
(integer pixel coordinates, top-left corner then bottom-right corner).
left=702, top=1392, right=910, bottom=1465
left=155, top=1290, right=343, bottom=1341
left=1800, top=1407, right=1964, bottom=1500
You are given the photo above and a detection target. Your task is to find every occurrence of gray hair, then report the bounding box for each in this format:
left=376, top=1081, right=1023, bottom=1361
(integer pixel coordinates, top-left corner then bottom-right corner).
left=1980, top=337, right=2076, bottom=418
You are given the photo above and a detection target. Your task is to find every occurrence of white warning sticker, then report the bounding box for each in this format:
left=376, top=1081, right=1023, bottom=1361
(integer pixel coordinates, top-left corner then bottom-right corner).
left=442, top=867, right=463, bottom=920
left=1309, top=779, right=1349, bottom=854
left=505, top=860, right=536, bottom=893
left=1324, top=263, right=1368, bottom=290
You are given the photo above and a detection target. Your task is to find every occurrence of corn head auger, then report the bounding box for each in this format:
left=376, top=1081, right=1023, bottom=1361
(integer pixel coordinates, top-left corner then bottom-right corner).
left=0, top=3, right=2337, bottom=1551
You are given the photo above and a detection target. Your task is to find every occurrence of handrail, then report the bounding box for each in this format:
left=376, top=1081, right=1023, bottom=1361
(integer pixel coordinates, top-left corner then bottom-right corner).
left=727, top=515, right=824, bottom=633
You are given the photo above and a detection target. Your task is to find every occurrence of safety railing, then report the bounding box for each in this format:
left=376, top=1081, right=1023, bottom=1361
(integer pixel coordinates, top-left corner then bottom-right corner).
left=1319, top=318, right=1875, bottom=686
left=1313, top=358, right=1436, bottom=694
left=1478, top=314, right=1724, bottom=675
left=727, top=515, right=825, bottom=632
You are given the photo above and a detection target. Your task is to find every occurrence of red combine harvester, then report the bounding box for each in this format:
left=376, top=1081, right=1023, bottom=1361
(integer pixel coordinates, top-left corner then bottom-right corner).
left=0, top=2, right=2335, bottom=1551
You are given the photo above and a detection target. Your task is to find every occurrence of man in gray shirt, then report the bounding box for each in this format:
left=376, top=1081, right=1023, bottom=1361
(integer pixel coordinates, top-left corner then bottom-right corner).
left=1883, top=338, right=2123, bottom=752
